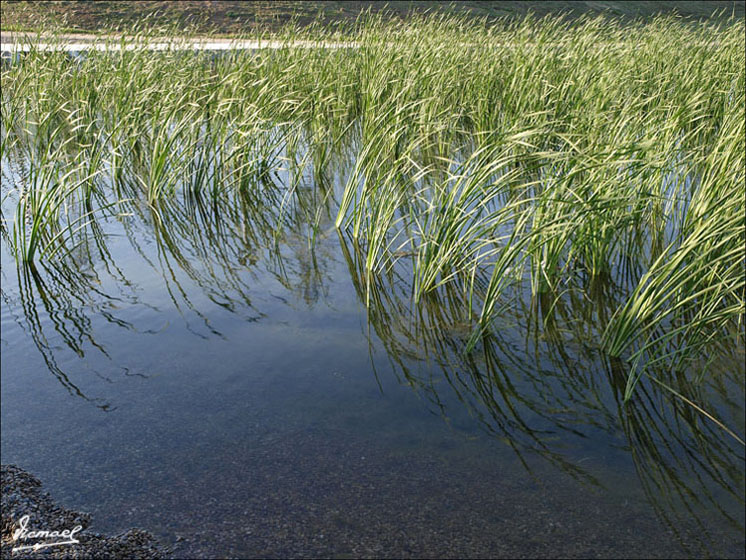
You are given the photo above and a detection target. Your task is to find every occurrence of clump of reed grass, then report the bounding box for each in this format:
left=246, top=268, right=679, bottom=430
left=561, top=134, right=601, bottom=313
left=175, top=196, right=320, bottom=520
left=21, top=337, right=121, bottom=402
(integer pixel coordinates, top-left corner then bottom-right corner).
left=1, top=11, right=743, bottom=409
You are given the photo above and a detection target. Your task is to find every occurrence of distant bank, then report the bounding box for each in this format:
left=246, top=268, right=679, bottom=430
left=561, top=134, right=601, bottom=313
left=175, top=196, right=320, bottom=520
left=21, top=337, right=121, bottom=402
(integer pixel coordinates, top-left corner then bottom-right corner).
left=1, top=0, right=743, bottom=36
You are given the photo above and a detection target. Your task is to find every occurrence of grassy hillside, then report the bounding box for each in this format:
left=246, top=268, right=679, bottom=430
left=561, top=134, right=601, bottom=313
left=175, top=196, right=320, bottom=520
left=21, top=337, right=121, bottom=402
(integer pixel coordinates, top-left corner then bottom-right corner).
left=2, top=0, right=744, bottom=35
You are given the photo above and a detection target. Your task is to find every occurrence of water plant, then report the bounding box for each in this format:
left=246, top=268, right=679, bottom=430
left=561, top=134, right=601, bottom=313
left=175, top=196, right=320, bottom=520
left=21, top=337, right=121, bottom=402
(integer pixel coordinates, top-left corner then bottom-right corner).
left=1, top=11, right=743, bottom=416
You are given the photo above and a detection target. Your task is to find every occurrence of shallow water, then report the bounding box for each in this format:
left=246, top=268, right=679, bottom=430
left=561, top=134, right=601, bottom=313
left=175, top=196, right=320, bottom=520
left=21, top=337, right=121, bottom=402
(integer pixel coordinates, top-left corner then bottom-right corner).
left=1, top=150, right=744, bottom=558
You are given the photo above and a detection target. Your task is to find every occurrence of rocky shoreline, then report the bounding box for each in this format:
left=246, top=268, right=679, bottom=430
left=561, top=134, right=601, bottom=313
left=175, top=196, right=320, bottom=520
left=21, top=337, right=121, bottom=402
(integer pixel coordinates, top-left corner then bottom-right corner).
left=1, top=465, right=167, bottom=559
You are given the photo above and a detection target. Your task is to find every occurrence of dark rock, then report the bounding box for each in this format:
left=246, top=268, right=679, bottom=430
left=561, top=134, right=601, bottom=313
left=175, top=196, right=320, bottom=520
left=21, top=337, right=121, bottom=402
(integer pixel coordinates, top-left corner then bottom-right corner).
left=1, top=464, right=169, bottom=559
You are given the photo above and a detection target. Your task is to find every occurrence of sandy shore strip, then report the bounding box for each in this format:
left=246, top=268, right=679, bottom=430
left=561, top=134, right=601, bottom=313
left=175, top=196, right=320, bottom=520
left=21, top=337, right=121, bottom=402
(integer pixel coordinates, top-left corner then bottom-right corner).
left=1, top=464, right=167, bottom=559
left=0, top=32, right=356, bottom=52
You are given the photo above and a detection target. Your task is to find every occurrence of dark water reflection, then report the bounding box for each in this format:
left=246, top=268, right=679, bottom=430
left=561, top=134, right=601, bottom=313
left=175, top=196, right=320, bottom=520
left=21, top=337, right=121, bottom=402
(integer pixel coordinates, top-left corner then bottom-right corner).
left=1, top=154, right=744, bottom=558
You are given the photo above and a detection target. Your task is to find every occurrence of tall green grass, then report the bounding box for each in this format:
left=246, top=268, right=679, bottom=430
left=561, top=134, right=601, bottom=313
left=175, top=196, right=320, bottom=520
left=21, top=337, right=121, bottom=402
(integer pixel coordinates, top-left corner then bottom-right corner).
left=1, top=12, right=744, bottom=408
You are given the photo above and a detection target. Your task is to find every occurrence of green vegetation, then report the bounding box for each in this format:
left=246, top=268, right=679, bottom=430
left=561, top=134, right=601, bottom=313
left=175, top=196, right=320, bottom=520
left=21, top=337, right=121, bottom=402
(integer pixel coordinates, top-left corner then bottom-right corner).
left=1, top=13, right=744, bottom=415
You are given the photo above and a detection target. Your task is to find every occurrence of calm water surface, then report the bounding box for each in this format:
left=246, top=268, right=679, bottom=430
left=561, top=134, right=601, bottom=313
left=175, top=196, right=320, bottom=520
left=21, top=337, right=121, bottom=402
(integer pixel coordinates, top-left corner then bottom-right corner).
left=1, top=154, right=744, bottom=558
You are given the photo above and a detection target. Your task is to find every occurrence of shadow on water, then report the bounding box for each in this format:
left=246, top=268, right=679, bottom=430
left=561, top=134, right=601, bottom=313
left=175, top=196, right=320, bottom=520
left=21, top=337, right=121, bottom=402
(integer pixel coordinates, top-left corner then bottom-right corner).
left=338, top=230, right=744, bottom=556
left=0, top=217, right=153, bottom=411
left=1, top=133, right=743, bottom=557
